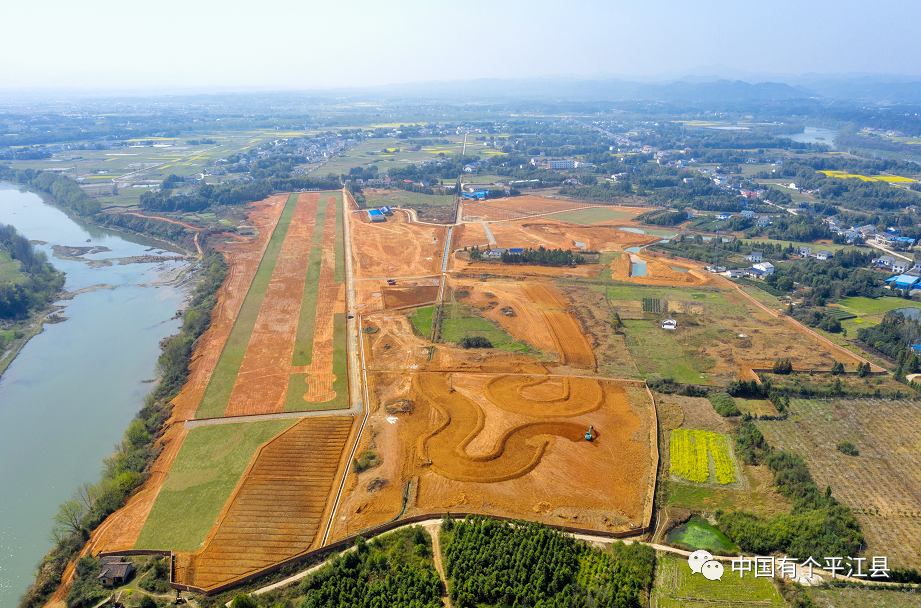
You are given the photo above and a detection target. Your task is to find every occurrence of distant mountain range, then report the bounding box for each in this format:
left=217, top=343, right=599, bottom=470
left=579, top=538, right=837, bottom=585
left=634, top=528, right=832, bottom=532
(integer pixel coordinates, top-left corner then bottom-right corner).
left=312, top=75, right=921, bottom=105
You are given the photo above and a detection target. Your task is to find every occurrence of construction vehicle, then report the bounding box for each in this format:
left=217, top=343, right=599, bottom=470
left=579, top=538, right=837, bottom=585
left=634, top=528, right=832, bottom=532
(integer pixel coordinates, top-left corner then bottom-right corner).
left=386, top=279, right=396, bottom=285
left=584, top=425, right=595, bottom=441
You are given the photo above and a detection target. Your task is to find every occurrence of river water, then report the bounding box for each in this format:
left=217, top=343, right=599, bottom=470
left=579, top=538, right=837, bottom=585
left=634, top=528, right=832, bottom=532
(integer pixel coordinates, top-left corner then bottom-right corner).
left=0, top=183, right=190, bottom=606
left=788, top=126, right=838, bottom=149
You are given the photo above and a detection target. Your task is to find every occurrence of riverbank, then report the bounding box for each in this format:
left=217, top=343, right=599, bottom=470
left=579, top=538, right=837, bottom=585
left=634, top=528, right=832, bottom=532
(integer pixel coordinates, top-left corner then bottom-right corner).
left=0, top=183, right=201, bottom=607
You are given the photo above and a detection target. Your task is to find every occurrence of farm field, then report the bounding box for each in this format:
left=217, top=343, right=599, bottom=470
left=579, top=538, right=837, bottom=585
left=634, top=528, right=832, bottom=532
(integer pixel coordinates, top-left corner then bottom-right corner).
left=195, top=191, right=348, bottom=418
left=134, top=419, right=296, bottom=552
left=838, top=296, right=921, bottom=318
left=758, top=398, right=921, bottom=569
left=669, top=429, right=738, bottom=485
left=820, top=170, right=917, bottom=183
left=178, top=417, right=353, bottom=589
left=651, top=554, right=786, bottom=608
left=363, top=188, right=455, bottom=208
left=462, top=196, right=644, bottom=222
left=810, top=587, right=921, bottom=607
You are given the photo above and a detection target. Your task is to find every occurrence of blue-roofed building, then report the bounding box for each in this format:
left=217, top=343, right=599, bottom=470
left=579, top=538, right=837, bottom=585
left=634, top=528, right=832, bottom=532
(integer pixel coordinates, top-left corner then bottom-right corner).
left=886, top=275, right=921, bottom=290
left=462, top=192, right=487, bottom=200
left=897, top=236, right=916, bottom=246
left=509, top=248, right=524, bottom=253
left=367, top=209, right=386, bottom=222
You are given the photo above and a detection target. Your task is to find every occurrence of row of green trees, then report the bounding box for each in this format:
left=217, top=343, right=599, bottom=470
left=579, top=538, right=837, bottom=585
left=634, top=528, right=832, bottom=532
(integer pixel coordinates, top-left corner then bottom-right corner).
left=441, top=516, right=655, bottom=608
left=0, top=166, right=101, bottom=216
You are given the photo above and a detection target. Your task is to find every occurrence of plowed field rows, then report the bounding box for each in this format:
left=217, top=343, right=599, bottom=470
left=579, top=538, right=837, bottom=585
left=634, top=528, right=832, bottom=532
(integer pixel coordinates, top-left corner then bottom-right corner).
left=189, top=417, right=353, bottom=589
left=462, top=197, right=617, bottom=221
left=758, top=398, right=921, bottom=569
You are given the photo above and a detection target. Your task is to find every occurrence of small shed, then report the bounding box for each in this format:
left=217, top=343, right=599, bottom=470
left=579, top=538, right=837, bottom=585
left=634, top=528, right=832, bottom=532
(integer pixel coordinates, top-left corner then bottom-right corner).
left=98, top=557, right=133, bottom=587
left=662, top=319, right=677, bottom=330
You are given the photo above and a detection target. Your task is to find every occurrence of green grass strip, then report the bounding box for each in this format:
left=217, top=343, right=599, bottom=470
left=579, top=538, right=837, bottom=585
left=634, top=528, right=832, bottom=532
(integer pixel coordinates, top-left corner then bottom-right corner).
left=410, top=306, right=434, bottom=337
left=312, top=197, right=327, bottom=245
left=334, top=195, right=345, bottom=283
left=195, top=193, right=300, bottom=418
left=134, top=419, right=297, bottom=551
left=284, top=313, right=349, bottom=411
left=291, top=245, right=324, bottom=366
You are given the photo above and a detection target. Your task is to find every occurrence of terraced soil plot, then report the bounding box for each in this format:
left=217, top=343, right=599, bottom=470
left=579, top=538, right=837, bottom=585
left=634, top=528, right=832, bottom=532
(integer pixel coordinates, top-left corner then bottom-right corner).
left=758, top=398, right=921, bottom=569
left=482, top=218, right=658, bottom=253
left=183, top=417, right=353, bottom=589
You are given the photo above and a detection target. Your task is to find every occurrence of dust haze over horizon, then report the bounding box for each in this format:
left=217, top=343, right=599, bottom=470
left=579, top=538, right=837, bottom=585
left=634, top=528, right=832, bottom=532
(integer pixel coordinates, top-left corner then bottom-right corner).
left=3, top=0, right=921, bottom=94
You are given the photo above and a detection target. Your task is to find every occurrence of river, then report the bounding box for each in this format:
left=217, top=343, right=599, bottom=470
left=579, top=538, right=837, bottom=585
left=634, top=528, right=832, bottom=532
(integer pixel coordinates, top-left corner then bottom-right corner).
left=0, top=183, right=191, bottom=606
left=788, top=126, right=838, bottom=149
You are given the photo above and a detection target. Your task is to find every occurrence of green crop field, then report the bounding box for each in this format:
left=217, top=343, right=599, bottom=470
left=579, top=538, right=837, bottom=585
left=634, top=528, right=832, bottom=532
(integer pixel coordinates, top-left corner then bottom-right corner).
left=652, top=554, right=786, bottom=607
left=365, top=189, right=455, bottom=207
left=285, top=313, right=349, bottom=412
left=550, top=207, right=635, bottom=224
left=667, top=515, right=738, bottom=553
left=0, top=250, right=25, bottom=283
left=196, top=193, right=299, bottom=418
left=334, top=195, right=345, bottom=283
left=440, top=299, right=532, bottom=353
left=410, top=306, right=434, bottom=337
left=838, top=296, right=921, bottom=317
left=621, top=319, right=710, bottom=384
left=134, top=419, right=296, bottom=551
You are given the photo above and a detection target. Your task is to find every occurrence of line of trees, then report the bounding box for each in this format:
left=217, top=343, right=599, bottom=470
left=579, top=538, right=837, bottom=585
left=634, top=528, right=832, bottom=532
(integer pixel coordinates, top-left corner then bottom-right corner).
left=0, top=166, right=101, bottom=216
left=499, top=246, right=586, bottom=266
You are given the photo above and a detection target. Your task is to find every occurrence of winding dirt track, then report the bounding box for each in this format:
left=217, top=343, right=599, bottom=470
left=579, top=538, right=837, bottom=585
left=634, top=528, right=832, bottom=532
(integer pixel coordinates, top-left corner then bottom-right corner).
left=416, top=373, right=589, bottom=483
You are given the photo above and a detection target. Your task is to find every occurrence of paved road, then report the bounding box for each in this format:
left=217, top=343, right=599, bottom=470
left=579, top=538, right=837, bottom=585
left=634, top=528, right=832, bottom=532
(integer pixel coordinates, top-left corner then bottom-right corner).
left=480, top=221, right=496, bottom=245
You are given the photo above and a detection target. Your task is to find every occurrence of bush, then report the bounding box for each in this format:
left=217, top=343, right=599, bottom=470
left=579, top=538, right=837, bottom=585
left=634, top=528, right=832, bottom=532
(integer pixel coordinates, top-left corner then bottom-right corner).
left=772, top=358, right=794, bottom=374
left=836, top=441, right=859, bottom=456
left=709, top=393, right=741, bottom=416
left=459, top=336, right=493, bottom=348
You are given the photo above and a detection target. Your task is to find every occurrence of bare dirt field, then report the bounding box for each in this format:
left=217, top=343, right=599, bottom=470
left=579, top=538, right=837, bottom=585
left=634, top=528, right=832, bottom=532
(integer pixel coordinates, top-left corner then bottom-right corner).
left=176, top=417, right=354, bottom=589
left=450, top=223, right=489, bottom=249
left=482, top=218, right=659, bottom=252
left=520, top=283, right=595, bottom=369
left=351, top=215, right=446, bottom=279
left=609, top=252, right=712, bottom=287
left=329, top=370, right=655, bottom=538
left=461, top=197, right=646, bottom=222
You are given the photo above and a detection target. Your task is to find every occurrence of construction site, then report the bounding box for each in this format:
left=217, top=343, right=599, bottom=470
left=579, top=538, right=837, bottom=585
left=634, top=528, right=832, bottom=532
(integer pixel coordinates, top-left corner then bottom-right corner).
left=71, top=189, right=883, bottom=596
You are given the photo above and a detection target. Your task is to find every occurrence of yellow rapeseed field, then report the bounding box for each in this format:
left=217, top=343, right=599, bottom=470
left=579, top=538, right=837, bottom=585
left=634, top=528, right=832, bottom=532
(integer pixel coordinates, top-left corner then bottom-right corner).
left=820, top=170, right=916, bottom=183
left=670, top=429, right=737, bottom=485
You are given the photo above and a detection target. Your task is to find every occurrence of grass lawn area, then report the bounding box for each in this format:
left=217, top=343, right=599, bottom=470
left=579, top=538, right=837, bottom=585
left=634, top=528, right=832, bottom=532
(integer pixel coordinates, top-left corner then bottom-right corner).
left=334, top=195, right=344, bottom=283
left=838, top=296, right=921, bottom=317
left=621, top=319, right=713, bottom=384
left=606, top=285, right=727, bottom=304
left=409, top=306, right=434, bottom=337
left=284, top=314, right=347, bottom=412
left=135, top=419, right=296, bottom=551
left=196, top=193, right=299, bottom=418
left=291, top=246, right=323, bottom=366
left=0, top=250, right=25, bottom=283
left=365, top=189, right=455, bottom=207
left=440, top=299, right=532, bottom=353
left=550, top=207, right=635, bottom=224
left=599, top=251, right=622, bottom=264
left=666, top=515, right=738, bottom=553
left=652, top=554, right=785, bottom=607
left=742, top=237, right=865, bottom=254
left=734, top=398, right=778, bottom=417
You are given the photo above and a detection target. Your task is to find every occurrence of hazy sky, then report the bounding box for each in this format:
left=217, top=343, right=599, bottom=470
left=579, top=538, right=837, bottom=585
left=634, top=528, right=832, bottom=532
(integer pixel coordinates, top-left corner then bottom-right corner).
left=3, top=0, right=920, bottom=92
